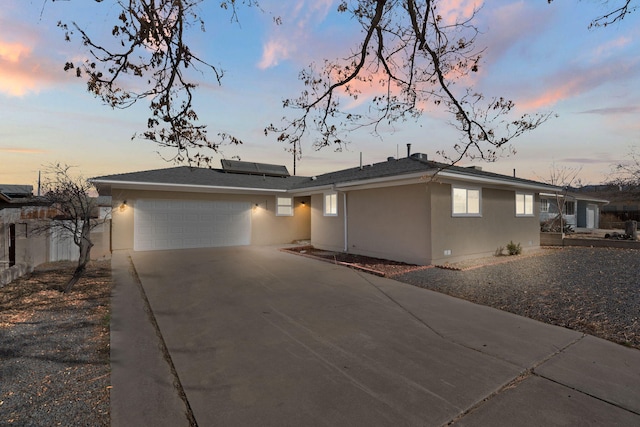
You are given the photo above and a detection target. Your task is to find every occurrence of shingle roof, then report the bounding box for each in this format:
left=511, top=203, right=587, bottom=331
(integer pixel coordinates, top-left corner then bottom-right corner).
left=292, top=155, right=559, bottom=191
left=91, top=156, right=560, bottom=193
left=91, top=166, right=308, bottom=191
left=0, top=185, right=33, bottom=198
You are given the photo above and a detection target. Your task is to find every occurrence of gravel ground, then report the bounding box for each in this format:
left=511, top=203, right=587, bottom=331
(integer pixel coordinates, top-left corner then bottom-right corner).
left=0, top=261, right=110, bottom=426
left=395, top=247, right=640, bottom=349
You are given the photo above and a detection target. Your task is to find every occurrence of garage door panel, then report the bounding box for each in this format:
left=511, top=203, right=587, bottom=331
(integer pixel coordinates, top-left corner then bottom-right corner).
left=134, top=199, right=251, bottom=251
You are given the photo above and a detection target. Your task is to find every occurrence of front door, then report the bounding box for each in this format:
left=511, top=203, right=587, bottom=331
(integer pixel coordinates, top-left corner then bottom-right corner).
left=586, top=205, right=596, bottom=229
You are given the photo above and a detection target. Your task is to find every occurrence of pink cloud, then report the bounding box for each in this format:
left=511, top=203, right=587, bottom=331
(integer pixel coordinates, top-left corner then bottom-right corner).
left=516, top=60, right=639, bottom=111
left=257, top=0, right=349, bottom=70
left=0, top=147, right=47, bottom=154
left=438, top=0, right=483, bottom=25
left=0, top=17, right=68, bottom=97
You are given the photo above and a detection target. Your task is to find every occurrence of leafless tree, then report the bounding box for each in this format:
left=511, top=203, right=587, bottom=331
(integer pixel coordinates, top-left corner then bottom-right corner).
left=538, top=163, right=583, bottom=233
left=45, top=1, right=632, bottom=168
left=266, top=0, right=553, bottom=167
left=35, top=164, right=107, bottom=293
left=613, top=146, right=640, bottom=184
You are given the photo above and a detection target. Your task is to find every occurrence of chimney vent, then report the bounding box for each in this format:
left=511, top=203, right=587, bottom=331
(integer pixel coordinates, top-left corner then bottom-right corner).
left=407, top=143, right=412, bottom=158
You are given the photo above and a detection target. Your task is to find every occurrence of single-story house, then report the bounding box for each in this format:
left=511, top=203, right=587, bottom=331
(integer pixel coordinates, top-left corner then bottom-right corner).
left=539, top=192, right=609, bottom=230
left=91, top=154, right=562, bottom=265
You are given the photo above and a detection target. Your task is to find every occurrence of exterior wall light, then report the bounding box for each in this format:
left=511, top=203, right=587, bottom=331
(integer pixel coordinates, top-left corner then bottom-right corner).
left=119, top=200, right=127, bottom=212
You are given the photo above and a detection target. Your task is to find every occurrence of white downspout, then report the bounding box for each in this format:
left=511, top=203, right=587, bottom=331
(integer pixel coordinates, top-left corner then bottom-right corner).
left=343, top=192, right=348, bottom=252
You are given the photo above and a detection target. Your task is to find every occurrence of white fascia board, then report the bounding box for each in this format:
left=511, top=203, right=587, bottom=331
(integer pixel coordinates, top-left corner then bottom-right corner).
left=290, top=170, right=559, bottom=194
left=287, top=184, right=337, bottom=195
left=540, top=192, right=608, bottom=204
left=335, top=172, right=431, bottom=190
left=288, top=172, right=431, bottom=194
left=436, top=171, right=561, bottom=192
left=89, top=179, right=287, bottom=194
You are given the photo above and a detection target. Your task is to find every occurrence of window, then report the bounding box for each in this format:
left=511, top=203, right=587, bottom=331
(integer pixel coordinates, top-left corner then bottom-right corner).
left=540, top=199, right=550, bottom=213
left=452, top=187, right=481, bottom=216
left=564, top=201, right=575, bottom=216
left=276, top=197, right=293, bottom=216
left=516, top=193, right=534, bottom=216
left=324, top=192, right=338, bottom=216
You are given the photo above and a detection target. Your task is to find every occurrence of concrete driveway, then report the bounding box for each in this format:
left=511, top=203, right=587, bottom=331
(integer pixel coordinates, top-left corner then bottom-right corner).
left=111, top=246, right=640, bottom=426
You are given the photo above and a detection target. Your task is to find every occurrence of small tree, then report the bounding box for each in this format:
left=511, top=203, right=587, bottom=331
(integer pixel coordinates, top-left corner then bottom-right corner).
left=37, top=164, right=106, bottom=293
left=538, top=163, right=582, bottom=233
left=612, top=146, right=640, bottom=191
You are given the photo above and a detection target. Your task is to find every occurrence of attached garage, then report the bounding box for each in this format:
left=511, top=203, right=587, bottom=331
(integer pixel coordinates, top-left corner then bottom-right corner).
left=134, top=199, right=251, bottom=251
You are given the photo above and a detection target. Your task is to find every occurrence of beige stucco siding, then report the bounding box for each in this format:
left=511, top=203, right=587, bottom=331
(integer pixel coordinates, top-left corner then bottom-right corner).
left=109, top=189, right=310, bottom=250
left=310, top=193, right=346, bottom=252
left=345, top=184, right=431, bottom=265
left=430, top=183, right=540, bottom=264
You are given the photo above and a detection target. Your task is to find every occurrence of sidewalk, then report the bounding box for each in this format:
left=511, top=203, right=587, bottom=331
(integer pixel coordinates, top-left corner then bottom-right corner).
left=110, top=247, right=640, bottom=426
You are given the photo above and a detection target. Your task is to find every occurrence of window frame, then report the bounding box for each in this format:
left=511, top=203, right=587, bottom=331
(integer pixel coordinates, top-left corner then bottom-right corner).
left=275, top=196, right=294, bottom=216
left=515, top=192, right=535, bottom=217
left=564, top=200, right=576, bottom=216
left=451, top=186, right=482, bottom=217
left=323, top=192, right=338, bottom=216
left=540, top=199, right=550, bottom=213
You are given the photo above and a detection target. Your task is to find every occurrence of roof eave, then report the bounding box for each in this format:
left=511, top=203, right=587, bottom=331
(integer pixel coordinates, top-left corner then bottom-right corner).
left=291, top=170, right=560, bottom=193
left=437, top=171, right=561, bottom=192
left=89, top=179, right=289, bottom=194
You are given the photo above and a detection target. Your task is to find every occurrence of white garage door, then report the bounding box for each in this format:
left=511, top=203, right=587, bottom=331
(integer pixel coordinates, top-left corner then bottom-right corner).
left=134, top=199, right=251, bottom=251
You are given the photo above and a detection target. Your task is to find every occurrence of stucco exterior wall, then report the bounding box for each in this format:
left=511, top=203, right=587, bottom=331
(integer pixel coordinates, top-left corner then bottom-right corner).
left=110, top=189, right=310, bottom=250
left=310, top=193, right=346, bottom=252
left=15, top=224, right=48, bottom=267
left=430, top=183, right=540, bottom=264
left=345, top=184, right=431, bottom=265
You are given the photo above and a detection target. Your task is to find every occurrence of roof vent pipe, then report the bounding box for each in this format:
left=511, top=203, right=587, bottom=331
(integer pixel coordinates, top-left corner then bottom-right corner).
left=407, top=143, right=412, bottom=158
left=360, top=152, right=363, bottom=170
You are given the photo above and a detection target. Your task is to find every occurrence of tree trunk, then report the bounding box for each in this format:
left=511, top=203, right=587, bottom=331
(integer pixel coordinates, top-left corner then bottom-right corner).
left=64, top=223, right=94, bottom=293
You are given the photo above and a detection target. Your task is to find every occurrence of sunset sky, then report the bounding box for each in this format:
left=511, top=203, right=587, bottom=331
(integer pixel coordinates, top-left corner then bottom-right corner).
left=1, top=1, right=638, bottom=188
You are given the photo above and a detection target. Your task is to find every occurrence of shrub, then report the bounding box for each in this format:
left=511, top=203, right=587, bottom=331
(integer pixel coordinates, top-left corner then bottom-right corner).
left=494, top=246, right=505, bottom=256
left=506, top=241, right=522, bottom=256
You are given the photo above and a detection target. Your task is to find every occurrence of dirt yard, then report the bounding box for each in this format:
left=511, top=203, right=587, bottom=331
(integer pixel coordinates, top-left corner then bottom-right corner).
left=0, top=261, right=111, bottom=426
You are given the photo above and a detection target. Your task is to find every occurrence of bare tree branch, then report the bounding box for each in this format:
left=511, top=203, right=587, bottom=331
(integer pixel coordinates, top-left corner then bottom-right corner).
left=266, top=0, right=553, bottom=165
left=51, top=1, right=587, bottom=168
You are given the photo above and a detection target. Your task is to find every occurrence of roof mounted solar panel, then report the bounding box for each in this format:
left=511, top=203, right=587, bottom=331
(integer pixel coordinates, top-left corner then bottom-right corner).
left=221, top=160, right=290, bottom=177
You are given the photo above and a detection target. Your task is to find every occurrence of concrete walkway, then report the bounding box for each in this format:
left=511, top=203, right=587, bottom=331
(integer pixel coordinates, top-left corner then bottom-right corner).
left=111, top=247, right=640, bottom=426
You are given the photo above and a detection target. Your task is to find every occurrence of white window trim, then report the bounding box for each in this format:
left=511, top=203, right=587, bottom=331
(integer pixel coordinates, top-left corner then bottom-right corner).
left=276, top=196, right=293, bottom=216
left=452, top=186, right=482, bottom=217
left=540, top=199, right=550, bottom=213
left=516, top=192, right=535, bottom=217
left=324, top=192, right=338, bottom=216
